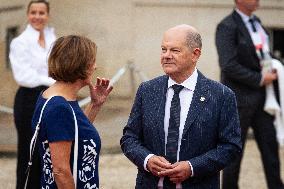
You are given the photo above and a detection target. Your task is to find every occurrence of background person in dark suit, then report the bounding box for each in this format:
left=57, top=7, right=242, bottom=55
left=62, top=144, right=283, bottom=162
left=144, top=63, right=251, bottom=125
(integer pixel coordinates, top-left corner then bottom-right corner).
left=215, top=0, right=284, bottom=189
left=121, top=24, right=242, bottom=189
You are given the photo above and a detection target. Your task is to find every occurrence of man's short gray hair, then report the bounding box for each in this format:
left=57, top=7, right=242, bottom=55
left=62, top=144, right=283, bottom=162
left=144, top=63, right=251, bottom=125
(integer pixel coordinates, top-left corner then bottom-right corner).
left=185, top=30, right=202, bottom=50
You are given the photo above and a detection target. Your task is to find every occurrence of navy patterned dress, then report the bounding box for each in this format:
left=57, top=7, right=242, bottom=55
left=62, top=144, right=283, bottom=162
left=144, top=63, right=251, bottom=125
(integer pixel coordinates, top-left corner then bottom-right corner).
left=32, top=96, right=101, bottom=189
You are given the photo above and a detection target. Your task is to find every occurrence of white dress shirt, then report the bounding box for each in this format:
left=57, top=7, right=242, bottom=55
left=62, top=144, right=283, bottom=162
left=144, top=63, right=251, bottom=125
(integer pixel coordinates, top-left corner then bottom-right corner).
left=9, top=24, right=56, bottom=88
left=236, top=8, right=271, bottom=86
left=144, top=69, right=198, bottom=189
left=235, top=9, right=270, bottom=57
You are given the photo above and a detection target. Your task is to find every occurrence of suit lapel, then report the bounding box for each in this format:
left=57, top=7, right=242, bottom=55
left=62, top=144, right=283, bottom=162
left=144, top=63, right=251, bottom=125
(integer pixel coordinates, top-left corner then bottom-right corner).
left=232, top=10, right=258, bottom=59
left=153, top=73, right=213, bottom=152
left=153, top=76, right=168, bottom=155
left=182, top=72, right=211, bottom=138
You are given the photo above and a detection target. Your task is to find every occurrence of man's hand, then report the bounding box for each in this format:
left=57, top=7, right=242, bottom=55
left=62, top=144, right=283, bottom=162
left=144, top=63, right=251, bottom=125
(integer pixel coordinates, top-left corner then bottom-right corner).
left=158, top=161, right=191, bottom=183
left=147, top=155, right=172, bottom=177
left=262, top=71, right=277, bottom=86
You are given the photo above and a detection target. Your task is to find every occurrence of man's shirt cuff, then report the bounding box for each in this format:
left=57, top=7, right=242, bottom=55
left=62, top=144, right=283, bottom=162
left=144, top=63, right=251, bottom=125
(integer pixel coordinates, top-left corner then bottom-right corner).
left=144, top=154, right=154, bottom=171
left=188, top=161, right=194, bottom=177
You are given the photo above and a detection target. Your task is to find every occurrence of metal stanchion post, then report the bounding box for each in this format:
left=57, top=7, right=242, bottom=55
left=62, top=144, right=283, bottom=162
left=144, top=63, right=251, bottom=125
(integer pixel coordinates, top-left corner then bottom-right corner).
left=1, top=61, right=149, bottom=111
left=128, top=61, right=136, bottom=97
left=78, top=61, right=149, bottom=107
left=0, top=105, right=13, bottom=114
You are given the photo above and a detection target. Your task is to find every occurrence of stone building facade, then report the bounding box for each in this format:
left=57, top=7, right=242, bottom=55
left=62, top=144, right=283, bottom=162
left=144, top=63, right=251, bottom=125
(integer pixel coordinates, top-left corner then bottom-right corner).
left=1, top=0, right=284, bottom=108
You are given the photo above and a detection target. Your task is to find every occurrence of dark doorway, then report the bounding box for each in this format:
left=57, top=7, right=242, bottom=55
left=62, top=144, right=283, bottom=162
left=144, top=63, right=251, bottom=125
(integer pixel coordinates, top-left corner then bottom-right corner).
left=5, top=26, right=19, bottom=69
left=269, top=28, right=284, bottom=63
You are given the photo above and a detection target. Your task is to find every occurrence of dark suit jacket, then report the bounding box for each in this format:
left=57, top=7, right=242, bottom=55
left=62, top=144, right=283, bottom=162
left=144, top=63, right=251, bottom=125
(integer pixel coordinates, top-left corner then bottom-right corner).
left=120, top=71, right=242, bottom=189
left=215, top=10, right=267, bottom=107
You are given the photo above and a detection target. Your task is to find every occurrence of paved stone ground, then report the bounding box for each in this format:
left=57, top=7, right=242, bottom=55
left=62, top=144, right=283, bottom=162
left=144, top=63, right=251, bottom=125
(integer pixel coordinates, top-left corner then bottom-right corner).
left=1, top=140, right=284, bottom=189
left=0, top=98, right=284, bottom=188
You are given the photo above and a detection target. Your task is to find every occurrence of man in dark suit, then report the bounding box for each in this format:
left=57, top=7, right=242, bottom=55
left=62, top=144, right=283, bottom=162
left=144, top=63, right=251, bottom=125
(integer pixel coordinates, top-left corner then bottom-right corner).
left=121, top=24, right=242, bottom=189
left=215, top=1, right=284, bottom=189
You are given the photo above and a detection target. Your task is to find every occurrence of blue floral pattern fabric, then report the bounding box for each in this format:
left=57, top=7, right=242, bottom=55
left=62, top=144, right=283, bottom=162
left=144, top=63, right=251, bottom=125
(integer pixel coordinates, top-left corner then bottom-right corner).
left=32, top=96, right=101, bottom=189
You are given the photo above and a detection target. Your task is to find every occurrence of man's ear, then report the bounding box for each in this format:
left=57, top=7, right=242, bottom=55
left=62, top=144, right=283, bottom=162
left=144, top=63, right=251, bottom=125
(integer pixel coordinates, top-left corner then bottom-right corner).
left=192, top=48, right=201, bottom=62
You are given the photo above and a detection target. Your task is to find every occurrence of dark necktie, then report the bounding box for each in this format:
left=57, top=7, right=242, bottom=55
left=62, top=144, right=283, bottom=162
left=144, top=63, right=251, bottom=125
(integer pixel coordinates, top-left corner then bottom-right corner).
left=248, top=18, right=257, bottom=33
left=164, top=84, right=184, bottom=189
left=249, top=17, right=265, bottom=59
left=166, top=84, right=184, bottom=163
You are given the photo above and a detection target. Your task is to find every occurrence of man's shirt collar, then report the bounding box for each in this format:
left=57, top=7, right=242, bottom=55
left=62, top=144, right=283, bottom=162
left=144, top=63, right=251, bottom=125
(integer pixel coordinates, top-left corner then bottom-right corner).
left=168, top=68, right=198, bottom=92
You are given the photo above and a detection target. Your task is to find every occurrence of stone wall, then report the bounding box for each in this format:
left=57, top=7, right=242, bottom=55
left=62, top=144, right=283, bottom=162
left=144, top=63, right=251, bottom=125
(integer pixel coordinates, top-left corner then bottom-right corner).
left=0, top=0, right=284, bottom=107
left=0, top=0, right=28, bottom=107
